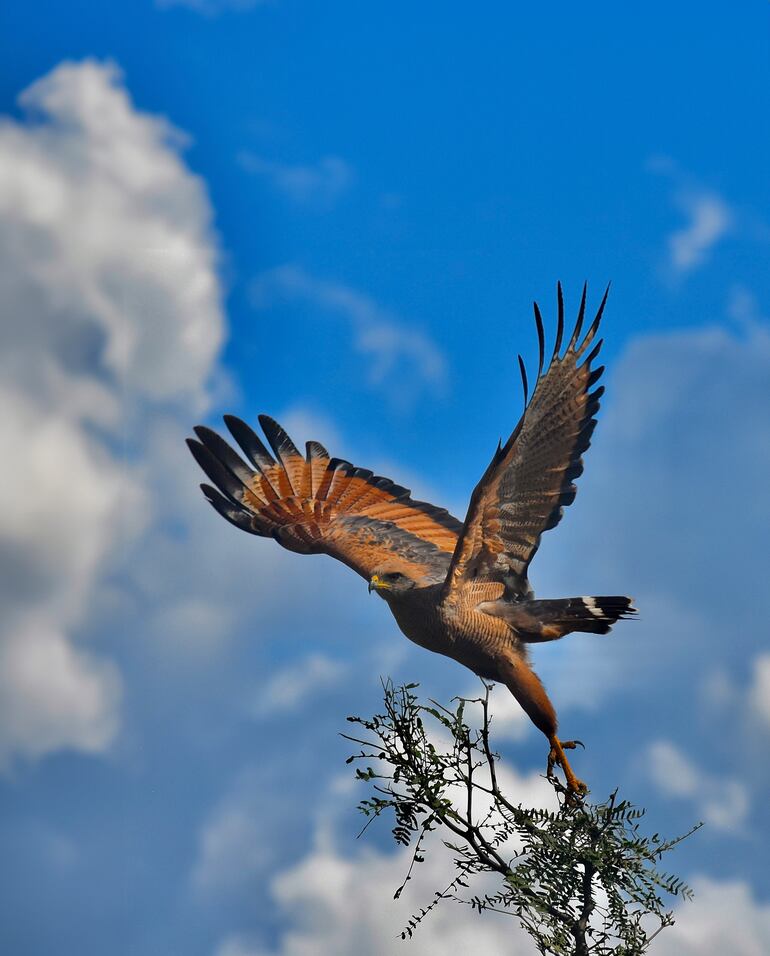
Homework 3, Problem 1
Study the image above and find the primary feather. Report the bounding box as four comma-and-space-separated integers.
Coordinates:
443, 281, 609, 603
187, 415, 462, 584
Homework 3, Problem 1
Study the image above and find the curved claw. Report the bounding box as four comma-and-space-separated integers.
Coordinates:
547, 736, 588, 798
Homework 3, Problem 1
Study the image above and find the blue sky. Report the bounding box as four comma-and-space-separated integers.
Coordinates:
1, 2, 769, 954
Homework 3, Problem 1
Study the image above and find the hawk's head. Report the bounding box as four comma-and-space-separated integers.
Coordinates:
368, 568, 418, 599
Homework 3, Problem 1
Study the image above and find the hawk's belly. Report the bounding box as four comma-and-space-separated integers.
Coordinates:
386, 594, 518, 682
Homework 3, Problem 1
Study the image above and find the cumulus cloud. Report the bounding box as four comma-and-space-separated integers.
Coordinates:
250, 265, 447, 403
192, 760, 332, 900
213, 765, 554, 956
250, 653, 348, 718
214, 838, 534, 955
237, 152, 353, 207
0, 59, 224, 765
211, 776, 770, 956
3, 60, 223, 404
193, 801, 269, 896
456, 680, 531, 742
216, 938, 264, 956
0, 620, 121, 763
214, 874, 768, 955
646, 740, 749, 833
653, 878, 770, 956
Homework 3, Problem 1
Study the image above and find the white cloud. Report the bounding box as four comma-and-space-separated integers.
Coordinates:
3, 60, 222, 405
668, 189, 732, 273
0, 59, 225, 765
216, 938, 265, 956
212, 781, 770, 956
192, 761, 317, 898
215, 865, 770, 956
650, 158, 733, 275
213, 765, 553, 956
748, 653, 770, 730
0, 619, 121, 763
250, 265, 447, 403
646, 740, 749, 833
654, 878, 770, 956
250, 653, 347, 718
218, 838, 532, 955
457, 681, 531, 742
151, 597, 239, 658
238, 152, 353, 207
193, 802, 269, 895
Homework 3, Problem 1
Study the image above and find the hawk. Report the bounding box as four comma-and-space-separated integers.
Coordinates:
188, 284, 635, 795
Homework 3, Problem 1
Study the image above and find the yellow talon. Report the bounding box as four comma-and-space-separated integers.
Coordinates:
547, 736, 588, 798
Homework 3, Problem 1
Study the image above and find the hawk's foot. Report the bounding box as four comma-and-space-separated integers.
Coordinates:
547, 736, 588, 799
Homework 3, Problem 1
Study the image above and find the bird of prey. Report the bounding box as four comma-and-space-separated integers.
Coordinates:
187, 285, 635, 795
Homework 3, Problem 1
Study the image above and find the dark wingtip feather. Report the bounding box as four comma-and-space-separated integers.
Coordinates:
187, 438, 240, 502
306, 439, 330, 461
587, 365, 604, 389
194, 425, 256, 486
258, 414, 301, 461
194, 424, 226, 449
533, 301, 545, 378
570, 282, 588, 349
200, 482, 219, 503
224, 415, 276, 471
587, 283, 611, 339
584, 337, 604, 367
186, 436, 206, 465
574, 285, 610, 360
517, 354, 529, 407
553, 282, 565, 360
200, 483, 261, 535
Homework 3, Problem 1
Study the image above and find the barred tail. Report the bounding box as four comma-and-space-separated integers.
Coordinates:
527, 596, 637, 635
478, 595, 637, 640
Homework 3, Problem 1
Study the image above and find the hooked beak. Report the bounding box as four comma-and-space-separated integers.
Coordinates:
368, 574, 388, 594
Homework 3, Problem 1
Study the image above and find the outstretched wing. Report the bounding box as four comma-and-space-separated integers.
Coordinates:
443, 283, 608, 602
188, 415, 463, 584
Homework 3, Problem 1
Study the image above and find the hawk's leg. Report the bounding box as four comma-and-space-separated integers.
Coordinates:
498, 655, 589, 797
547, 736, 587, 797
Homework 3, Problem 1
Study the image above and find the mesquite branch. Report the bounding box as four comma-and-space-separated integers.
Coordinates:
343, 680, 700, 955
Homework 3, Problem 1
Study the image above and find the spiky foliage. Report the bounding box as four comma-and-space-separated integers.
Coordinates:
344, 681, 700, 955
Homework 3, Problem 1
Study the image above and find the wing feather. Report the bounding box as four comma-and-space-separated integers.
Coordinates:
444, 283, 610, 602
258, 415, 306, 494
189, 415, 464, 584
